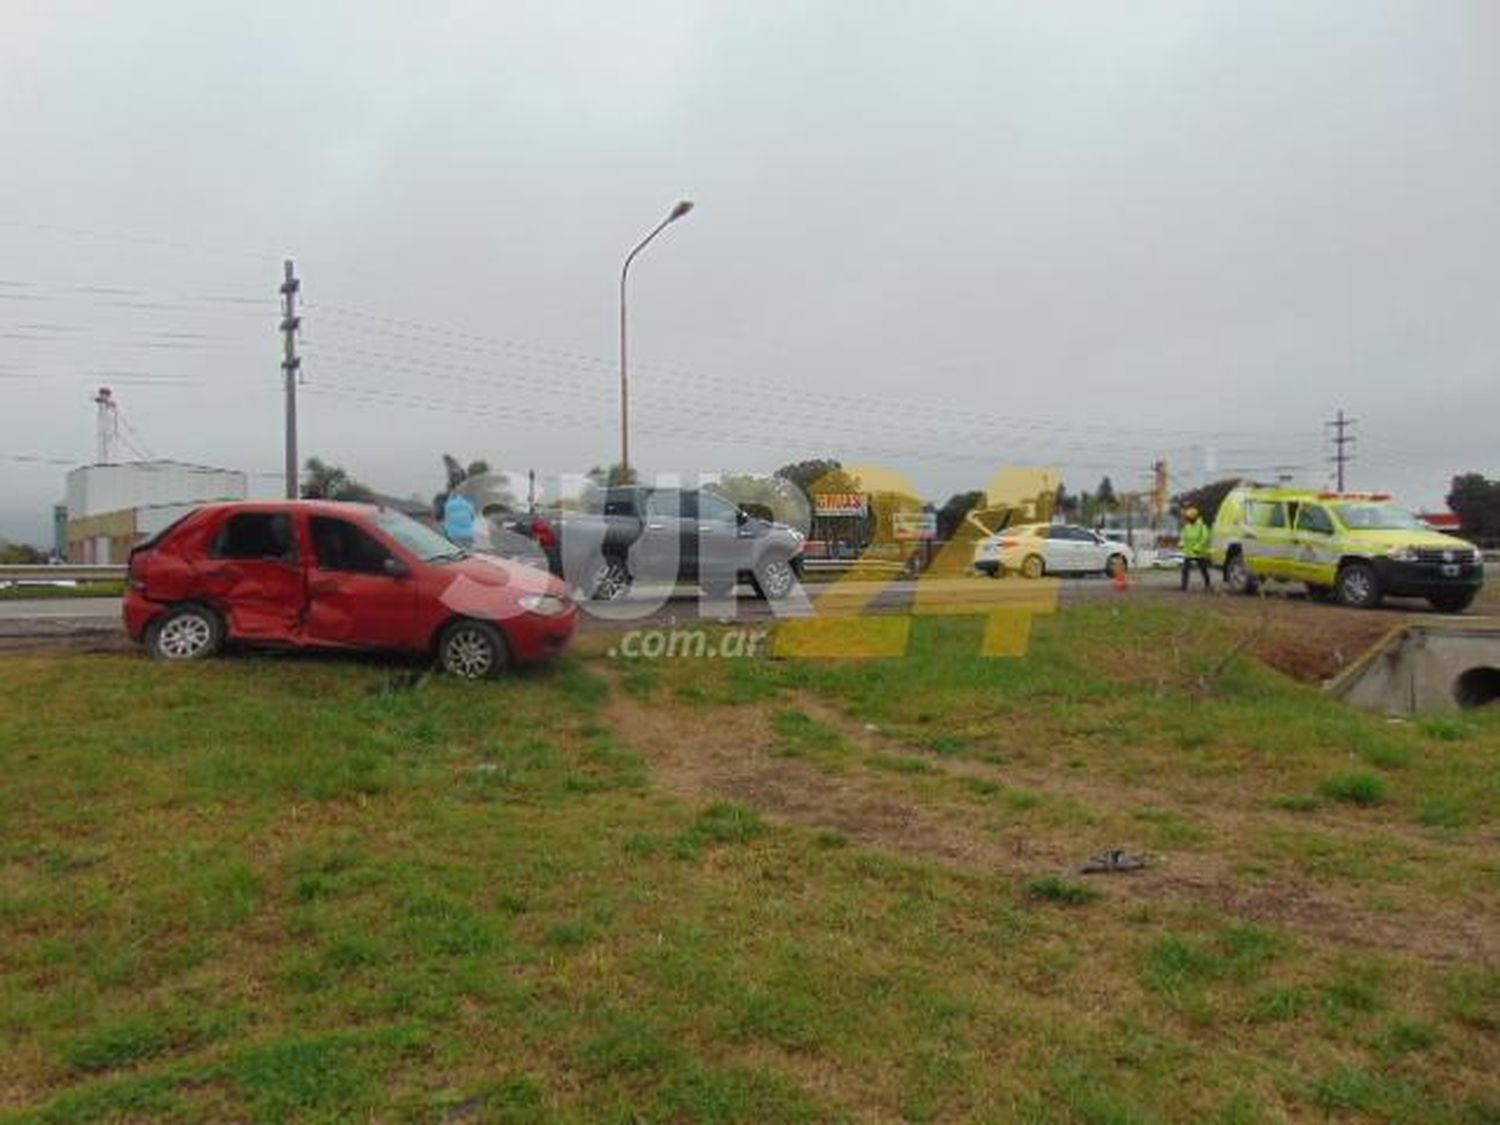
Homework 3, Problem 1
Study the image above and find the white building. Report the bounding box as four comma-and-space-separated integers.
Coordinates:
65, 461, 247, 563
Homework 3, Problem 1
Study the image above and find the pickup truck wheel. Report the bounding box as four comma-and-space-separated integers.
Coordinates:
147, 604, 223, 661
438, 620, 508, 679
752, 558, 797, 601
1335, 562, 1382, 609
1224, 551, 1257, 595
1020, 554, 1045, 580
1428, 591, 1476, 614
588, 558, 632, 601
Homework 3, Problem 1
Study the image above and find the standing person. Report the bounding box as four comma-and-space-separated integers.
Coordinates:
1180, 506, 1212, 591
443, 491, 477, 549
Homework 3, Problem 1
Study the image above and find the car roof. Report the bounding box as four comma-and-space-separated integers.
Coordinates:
192, 499, 385, 518
1232, 487, 1397, 504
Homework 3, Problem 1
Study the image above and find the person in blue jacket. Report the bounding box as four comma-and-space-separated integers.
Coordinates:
442, 491, 477, 548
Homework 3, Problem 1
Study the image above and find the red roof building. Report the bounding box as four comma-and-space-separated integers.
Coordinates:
1417, 511, 1463, 532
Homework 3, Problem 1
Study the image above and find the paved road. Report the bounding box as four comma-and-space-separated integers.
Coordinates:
0, 571, 1175, 635
1, 568, 1488, 645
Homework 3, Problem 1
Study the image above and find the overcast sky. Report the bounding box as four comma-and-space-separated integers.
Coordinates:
2, 0, 1497, 542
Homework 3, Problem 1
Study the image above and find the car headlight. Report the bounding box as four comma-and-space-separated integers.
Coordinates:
1385, 546, 1418, 563
519, 593, 570, 617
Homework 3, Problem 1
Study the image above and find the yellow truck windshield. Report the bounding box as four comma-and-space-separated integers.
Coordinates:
1334, 503, 1425, 531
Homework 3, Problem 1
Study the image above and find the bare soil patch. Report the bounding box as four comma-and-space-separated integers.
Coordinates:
604, 672, 1497, 963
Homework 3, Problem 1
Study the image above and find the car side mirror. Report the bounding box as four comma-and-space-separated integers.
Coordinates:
383, 557, 411, 579
736, 509, 749, 526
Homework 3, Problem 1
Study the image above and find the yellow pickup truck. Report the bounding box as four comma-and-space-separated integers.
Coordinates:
1210, 486, 1484, 613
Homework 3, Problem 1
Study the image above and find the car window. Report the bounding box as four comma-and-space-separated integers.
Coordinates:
376, 510, 461, 561
601, 489, 638, 516
310, 516, 395, 574
1335, 503, 1424, 531
1246, 500, 1286, 528
139, 509, 200, 552
214, 512, 297, 561
645, 490, 682, 519
1297, 505, 1334, 535
698, 492, 740, 523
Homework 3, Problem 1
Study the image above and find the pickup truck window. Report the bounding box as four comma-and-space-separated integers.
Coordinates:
1297, 505, 1334, 536
1246, 500, 1287, 528
645, 490, 683, 519
699, 493, 740, 523
1335, 503, 1424, 531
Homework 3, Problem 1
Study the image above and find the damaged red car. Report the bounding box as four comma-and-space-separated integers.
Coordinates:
124, 501, 578, 677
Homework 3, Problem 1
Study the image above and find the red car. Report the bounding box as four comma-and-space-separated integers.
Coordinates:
124, 501, 578, 677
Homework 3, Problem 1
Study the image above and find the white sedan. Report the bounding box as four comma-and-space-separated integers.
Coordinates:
974, 523, 1135, 579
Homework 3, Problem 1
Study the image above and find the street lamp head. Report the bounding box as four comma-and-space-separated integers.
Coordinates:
668, 200, 694, 221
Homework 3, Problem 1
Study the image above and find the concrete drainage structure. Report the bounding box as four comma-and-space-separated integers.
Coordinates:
1329, 621, 1500, 715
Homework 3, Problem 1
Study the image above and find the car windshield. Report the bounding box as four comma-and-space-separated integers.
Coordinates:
1334, 503, 1425, 531
376, 510, 466, 560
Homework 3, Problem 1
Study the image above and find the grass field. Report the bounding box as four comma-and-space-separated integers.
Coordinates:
0, 581, 125, 601
2, 601, 1498, 1122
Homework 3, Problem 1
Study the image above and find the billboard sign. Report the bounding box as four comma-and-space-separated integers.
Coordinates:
812, 492, 868, 518
893, 511, 937, 540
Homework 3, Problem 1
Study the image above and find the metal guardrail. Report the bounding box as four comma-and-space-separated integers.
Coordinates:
0, 564, 126, 582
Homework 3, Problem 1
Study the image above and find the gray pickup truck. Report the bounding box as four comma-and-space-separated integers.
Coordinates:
529, 487, 805, 600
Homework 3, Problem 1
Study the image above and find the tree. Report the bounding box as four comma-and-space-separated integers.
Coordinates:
435, 454, 506, 517
1054, 482, 1079, 523
1095, 476, 1117, 516
1171, 477, 1241, 524
1447, 473, 1500, 544
585, 463, 638, 488
301, 457, 372, 501
712, 473, 806, 527
1077, 489, 1095, 525
0, 541, 45, 565
936, 490, 985, 540
773, 458, 865, 544
773, 458, 856, 496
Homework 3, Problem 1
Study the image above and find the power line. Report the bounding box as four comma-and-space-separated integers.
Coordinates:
301, 379, 1138, 472
301, 338, 1324, 464
302, 301, 1274, 444
301, 349, 1174, 461
0, 218, 282, 264
0, 452, 287, 480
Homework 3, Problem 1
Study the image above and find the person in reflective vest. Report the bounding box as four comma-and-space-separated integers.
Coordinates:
1180, 506, 1212, 591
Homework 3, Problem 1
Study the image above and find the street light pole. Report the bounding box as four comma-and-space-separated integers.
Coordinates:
620, 200, 693, 480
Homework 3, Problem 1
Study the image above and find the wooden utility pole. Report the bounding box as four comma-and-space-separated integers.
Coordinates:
280, 260, 301, 499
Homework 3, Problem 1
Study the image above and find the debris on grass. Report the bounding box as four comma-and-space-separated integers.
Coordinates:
1079, 848, 1154, 875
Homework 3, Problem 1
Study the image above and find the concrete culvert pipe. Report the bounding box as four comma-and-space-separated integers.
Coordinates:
1453, 666, 1500, 710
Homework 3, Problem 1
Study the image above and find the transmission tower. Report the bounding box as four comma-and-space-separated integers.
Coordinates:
93, 386, 118, 464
